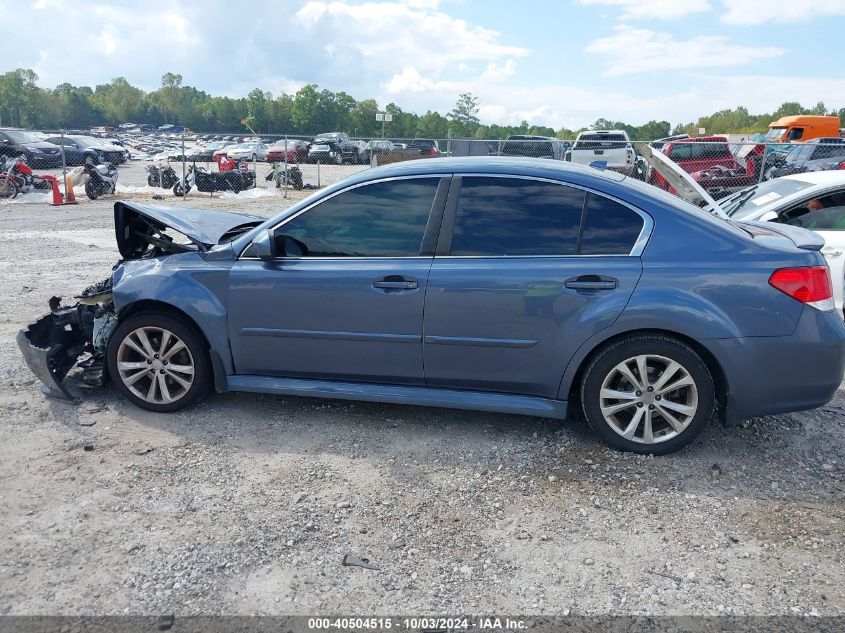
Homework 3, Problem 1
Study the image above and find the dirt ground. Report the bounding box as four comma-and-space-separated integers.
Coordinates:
0, 160, 844, 618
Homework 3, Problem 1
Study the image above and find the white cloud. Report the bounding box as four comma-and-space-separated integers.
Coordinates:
480, 59, 518, 82
294, 0, 528, 81
585, 25, 782, 76
578, 0, 711, 20
721, 0, 845, 24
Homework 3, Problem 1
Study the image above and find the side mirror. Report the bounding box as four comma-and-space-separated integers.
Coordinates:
250, 229, 274, 260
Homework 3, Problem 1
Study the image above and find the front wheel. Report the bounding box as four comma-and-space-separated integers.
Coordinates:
106, 313, 210, 412
84, 180, 99, 200
0, 178, 19, 199
581, 335, 715, 455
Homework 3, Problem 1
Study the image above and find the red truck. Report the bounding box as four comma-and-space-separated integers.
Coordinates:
649, 136, 742, 191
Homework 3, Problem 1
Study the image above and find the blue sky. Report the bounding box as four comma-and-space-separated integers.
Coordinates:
6, 0, 845, 128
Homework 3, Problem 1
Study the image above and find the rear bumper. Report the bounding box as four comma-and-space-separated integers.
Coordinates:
707, 306, 845, 422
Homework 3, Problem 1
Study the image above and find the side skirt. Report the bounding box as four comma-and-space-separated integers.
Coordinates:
226, 375, 567, 419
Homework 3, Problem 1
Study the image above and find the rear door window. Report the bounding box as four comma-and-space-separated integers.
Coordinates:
448, 178, 645, 256
450, 177, 584, 256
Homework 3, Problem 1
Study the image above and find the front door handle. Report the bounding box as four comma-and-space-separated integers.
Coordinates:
373, 276, 418, 290
564, 275, 618, 291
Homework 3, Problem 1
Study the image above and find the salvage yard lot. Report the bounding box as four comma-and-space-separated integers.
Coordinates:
1, 161, 844, 616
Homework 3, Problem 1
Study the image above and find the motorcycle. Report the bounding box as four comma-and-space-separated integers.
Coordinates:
173, 163, 256, 197
265, 162, 304, 190
0, 160, 20, 199
82, 158, 118, 200
1, 156, 53, 193
145, 163, 178, 189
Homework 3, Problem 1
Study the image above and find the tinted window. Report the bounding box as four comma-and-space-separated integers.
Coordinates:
450, 177, 584, 256
580, 194, 644, 254
275, 178, 439, 257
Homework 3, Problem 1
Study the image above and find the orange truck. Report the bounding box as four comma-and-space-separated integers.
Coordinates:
766, 115, 844, 142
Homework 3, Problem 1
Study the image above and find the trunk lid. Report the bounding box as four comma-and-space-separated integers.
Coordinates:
639, 144, 729, 218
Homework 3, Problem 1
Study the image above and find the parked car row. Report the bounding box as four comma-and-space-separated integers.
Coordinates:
0, 128, 132, 167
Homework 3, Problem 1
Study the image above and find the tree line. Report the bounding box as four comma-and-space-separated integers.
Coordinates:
2, 68, 844, 140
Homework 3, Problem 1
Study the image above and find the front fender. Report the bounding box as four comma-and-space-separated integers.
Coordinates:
112, 255, 235, 374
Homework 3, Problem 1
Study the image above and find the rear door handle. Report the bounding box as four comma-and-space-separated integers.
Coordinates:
373, 276, 418, 290
564, 275, 618, 291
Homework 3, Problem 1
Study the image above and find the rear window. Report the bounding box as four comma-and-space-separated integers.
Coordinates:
575, 134, 627, 150
668, 142, 730, 160
501, 138, 554, 158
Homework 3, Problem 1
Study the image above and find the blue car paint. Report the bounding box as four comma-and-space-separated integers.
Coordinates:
107, 157, 845, 423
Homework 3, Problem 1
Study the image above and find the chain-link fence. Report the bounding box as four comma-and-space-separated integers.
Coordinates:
5, 128, 845, 201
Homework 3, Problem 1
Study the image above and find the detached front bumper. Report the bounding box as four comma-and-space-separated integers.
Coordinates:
17, 308, 91, 401
17, 282, 117, 401
17, 314, 82, 401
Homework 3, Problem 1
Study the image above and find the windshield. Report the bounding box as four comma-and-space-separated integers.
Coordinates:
5, 130, 43, 143
727, 178, 817, 220
766, 127, 787, 141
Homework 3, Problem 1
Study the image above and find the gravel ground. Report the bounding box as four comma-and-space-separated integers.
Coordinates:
0, 160, 844, 618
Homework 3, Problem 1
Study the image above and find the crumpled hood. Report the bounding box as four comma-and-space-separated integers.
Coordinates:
114, 201, 262, 258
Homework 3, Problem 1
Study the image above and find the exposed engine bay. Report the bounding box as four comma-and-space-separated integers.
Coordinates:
17, 200, 264, 400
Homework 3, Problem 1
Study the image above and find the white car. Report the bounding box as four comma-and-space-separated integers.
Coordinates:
641, 144, 845, 317
226, 142, 268, 162
567, 129, 636, 175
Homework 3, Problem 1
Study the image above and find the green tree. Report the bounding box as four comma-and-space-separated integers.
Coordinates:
448, 92, 480, 137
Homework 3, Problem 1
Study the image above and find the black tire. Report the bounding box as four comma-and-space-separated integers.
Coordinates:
106, 312, 211, 413
580, 334, 715, 455
0, 178, 18, 199
84, 180, 99, 200
291, 172, 303, 190
173, 182, 185, 197
147, 175, 157, 187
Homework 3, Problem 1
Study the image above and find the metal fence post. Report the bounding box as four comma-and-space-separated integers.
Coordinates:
59, 129, 67, 195
758, 143, 769, 184
447, 128, 452, 157
181, 133, 186, 196
317, 159, 320, 188
283, 134, 288, 199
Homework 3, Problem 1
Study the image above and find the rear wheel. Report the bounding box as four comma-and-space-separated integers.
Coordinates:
84, 180, 99, 200
581, 335, 715, 455
107, 313, 210, 412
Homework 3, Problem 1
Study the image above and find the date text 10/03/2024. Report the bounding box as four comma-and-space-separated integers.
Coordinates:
307, 617, 528, 630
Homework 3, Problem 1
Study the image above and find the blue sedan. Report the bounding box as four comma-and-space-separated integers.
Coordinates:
17, 158, 845, 454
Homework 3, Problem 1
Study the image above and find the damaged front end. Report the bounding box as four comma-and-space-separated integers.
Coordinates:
17, 278, 118, 401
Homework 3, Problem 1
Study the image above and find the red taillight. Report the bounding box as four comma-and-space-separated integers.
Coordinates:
769, 266, 832, 306
838, 161, 845, 170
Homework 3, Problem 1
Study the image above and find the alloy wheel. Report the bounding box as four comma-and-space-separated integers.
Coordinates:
116, 326, 195, 404
598, 354, 698, 444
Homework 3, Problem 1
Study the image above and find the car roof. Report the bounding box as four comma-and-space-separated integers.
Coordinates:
779, 170, 845, 185
345, 156, 626, 184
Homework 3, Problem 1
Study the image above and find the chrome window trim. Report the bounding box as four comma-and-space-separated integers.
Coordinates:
444, 172, 654, 258
238, 171, 654, 261
238, 174, 449, 261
